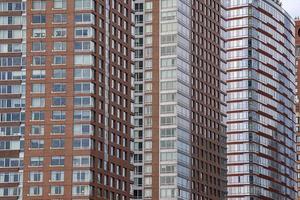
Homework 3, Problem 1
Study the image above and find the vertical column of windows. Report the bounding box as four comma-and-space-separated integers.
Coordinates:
133, 1, 145, 199
0, 1, 26, 199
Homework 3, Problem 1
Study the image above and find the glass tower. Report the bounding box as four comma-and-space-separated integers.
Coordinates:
132, 0, 227, 199
224, 0, 296, 199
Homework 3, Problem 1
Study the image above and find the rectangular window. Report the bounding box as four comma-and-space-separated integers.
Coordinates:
32, 15, 46, 24
73, 110, 94, 121
52, 69, 66, 79
74, 27, 94, 38
51, 125, 65, 135
30, 157, 44, 167
73, 156, 92, 167
52, 97, 66, 107
31, 111, 45, 121
32, 42, 46, 52
72, 170, 92, 182
72, 185, 91, 196
29, 186, 43, 196
32, 56, 46, 65
75, 13, 95, 24
53, 42, 66, 51
31, 84, 45, 93
53, 0, 66, 9
51, 156, 65, 166
75, 0, 94, 10
51, 171, 64, 182
50, 186, 64, 195
73, 138, 92, 150
31, 97, 45, 107
52, 83, 66, 93
74, 41, 94, 52
32, 0, 46, 10
74, 96, 94, 107
51, 139, 64, 149
31, 125, 44, 135
74, 55, 94, 65
29, 171, 43, 182
53, 14, 67, 23
74, 68, 94, 80
53, 55, 66, 65
73, 124, 94, 135
74, 82, 94, 93
53, 28, 67, 37
52, 111, 66, 121
30, 140, 44, 149
32, 28, 46, 38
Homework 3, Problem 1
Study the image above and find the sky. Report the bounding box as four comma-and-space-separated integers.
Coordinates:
282, 0, 300, 18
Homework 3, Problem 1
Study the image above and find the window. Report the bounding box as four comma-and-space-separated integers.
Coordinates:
145, 2, 152, 10
75, 0, 94, 10
52, 69, 66, 79
32, 70, 45, 79
32, 56, 46, 65
32, 15, 46, 24
161, 0, 177, 9
135, 3, 143, 12
30, 140, 44, 149
74, 41, 94, 52
72, 185, 91, 196
52, 97, 66, 107
52, 83, 66, 93
32, 0, 46, 10
135, 15, 143, 24
29, 171, 43, 182
73, 156, 92, 167
74, 83, 94, 93
32, 28, 46, 38
53, 0, 66, 9
73, 124, 94, 135
74, 55, 94, 65
53, 28, 67, 37
29, 186, 43, 196
75, 27, 94, 38
75, 13, 95, 24
31, 98, 45, 107
51, 171, 64, 182
30, 157, 44, 167
53, 14, 67, 23
73, 110, 94, 121
31, 111, 45, 121
135, 26, 143, 35
0, 2, 23, 11
53, 56, 66, 65
74, 96, 94, 107
32, 42, 46, 52
31, 84, 45, 93
0, 16, 23, 25
50, 186, 64, 195
53, 42, 66, 51
52, 111, 66, 120
51, 139, 64, 149
74, 68, 94, 80
73, 138, 92, 149
51, 125, 65, 135
73, 170, 92, 182
51, 156, 64, 166
31, 125, 44, 135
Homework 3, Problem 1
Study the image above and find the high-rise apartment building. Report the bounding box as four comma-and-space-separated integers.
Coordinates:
224, 0, 296, 199
132, 0, 227, 199
0, 0, 134, 199
295, 19, 300, 199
